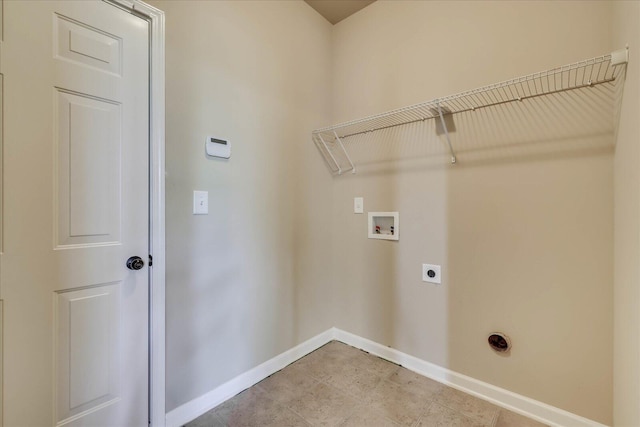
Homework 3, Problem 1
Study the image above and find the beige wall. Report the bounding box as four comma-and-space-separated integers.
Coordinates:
150, 1, 635, 424
330, 1, 614, 424
147, 0, 333, 412
612, 2, 640, 426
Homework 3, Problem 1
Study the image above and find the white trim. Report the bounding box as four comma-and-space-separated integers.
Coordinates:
332, 328, 608, 427
107, 1, 166, 425
0, 300, 3, 427
138, 2, 166, 426
166, 327, 608, 427
165, 329, 335, 427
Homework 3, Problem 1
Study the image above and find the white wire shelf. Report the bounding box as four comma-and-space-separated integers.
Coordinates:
312, 49, 628, 175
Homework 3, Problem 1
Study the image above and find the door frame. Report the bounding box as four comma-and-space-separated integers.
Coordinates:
105, 1, 166, 425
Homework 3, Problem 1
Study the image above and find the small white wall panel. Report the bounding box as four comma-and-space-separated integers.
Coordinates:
56, 284, 120, 422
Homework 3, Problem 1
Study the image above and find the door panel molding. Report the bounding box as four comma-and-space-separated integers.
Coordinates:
56, 283, 121, 422
55, 14, 122, 76
54, 89, 121, 248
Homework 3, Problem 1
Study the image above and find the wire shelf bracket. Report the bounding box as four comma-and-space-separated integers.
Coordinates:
436, 101, 456, 164
312, 48, 629, 175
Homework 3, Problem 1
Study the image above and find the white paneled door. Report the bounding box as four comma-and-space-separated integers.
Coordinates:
1, 1, 150, 426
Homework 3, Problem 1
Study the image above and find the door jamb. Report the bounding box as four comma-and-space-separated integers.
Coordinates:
105, 1, 165, 425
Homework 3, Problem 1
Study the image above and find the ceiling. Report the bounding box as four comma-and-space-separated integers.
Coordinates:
304, 0, 376, 25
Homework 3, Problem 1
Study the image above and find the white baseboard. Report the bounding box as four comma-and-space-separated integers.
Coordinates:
165, 329, 334, 427
332, 328, 608, 427
166, 327, 607, 427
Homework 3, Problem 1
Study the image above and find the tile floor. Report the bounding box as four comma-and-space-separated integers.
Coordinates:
186, 341, 548, 427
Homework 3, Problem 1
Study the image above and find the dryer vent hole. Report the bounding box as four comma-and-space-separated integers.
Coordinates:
488, 333, 511, 353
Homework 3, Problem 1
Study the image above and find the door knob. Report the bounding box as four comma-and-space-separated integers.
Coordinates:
126, 256, 145, 270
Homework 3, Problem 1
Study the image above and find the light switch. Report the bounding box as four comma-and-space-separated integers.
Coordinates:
193, 190, 208, 215
354, 197, 364, 214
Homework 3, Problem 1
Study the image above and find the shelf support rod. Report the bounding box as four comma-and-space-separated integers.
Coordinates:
317, 133, 342, 175
436, 101, 457, 164
333, 131, 356, 174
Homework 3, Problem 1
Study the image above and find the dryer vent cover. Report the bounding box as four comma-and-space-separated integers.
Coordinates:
488, 332, 511, 353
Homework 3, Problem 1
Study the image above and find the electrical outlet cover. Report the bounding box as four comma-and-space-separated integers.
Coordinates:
422, 264, 441, 284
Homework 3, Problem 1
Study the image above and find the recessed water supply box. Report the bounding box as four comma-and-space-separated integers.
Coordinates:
368, 212, 399, 241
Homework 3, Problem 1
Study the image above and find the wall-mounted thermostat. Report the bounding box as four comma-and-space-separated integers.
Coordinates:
205, 136, 231, 159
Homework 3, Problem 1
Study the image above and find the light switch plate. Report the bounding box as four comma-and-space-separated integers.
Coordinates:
354, 197, 364, 214
193, 190, 208, 215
